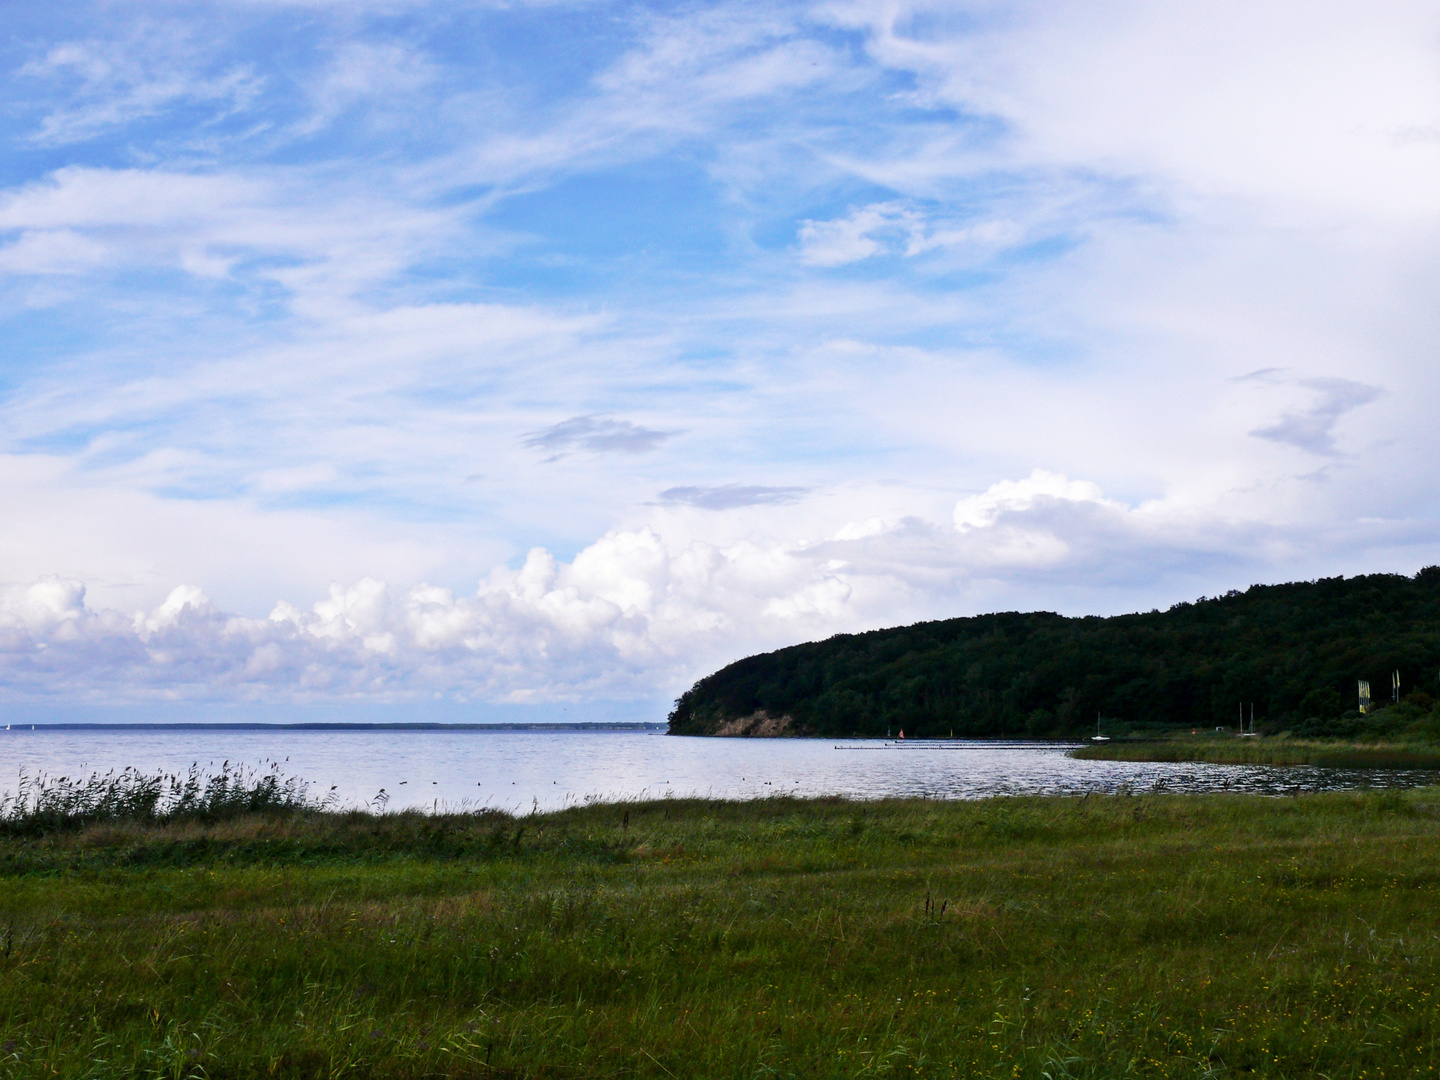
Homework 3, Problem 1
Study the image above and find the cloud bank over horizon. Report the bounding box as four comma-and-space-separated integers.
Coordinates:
2, 0, 1438, 712
4, 467, 1432, 707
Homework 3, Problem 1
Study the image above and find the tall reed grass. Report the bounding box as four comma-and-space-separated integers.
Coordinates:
0, 763, 326, 836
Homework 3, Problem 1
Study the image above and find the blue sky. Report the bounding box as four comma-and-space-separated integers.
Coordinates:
2, 0, 1439, 717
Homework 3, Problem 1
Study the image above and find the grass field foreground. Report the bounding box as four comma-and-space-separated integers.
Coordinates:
3, 791, 1440, 1078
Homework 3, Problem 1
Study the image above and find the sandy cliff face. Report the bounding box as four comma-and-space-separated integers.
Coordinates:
709, 711, 800, 737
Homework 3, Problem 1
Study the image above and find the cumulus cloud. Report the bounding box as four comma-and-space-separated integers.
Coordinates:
953, 470, 1117, 531
655, 484, 808, 509
0, 468, 1323, 705
949, 470, 1125, 567
0, 530, 858, 702
522, 416, 675, 461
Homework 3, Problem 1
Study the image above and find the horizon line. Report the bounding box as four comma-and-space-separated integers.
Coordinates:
1, 722, 669, 732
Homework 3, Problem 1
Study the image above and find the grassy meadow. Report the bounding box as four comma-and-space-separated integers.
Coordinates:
3, 786, 1440, 1079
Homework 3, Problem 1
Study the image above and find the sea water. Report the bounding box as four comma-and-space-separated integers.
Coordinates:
1, 727, 1433, 814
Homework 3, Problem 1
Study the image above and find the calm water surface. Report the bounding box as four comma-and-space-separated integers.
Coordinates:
2, 728, 1434, 813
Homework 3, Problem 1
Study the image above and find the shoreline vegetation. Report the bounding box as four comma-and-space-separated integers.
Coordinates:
3, 776, 1439, 1078
1070, 735, 1440, 769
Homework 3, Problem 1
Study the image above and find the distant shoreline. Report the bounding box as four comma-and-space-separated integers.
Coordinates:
1070, 737, 1440, 769
0, 722, 667, 732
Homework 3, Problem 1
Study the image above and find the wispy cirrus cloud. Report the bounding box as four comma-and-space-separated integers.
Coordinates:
0, 164, 464, 312
291, 39, 439, 137
18, 24, 264, 146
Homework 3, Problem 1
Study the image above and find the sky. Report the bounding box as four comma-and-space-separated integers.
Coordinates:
1, 0, 1439, 720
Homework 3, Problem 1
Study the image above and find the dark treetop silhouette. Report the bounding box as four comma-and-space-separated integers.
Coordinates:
668, 569, 1440, 739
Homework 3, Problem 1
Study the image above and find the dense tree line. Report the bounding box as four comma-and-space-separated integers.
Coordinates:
667, 569, 1440, 739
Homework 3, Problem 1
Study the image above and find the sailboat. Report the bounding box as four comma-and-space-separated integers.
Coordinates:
1091, 712, 1110, 742
1238, 702, 1258, 737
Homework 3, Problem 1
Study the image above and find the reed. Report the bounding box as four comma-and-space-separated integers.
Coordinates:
0, 763, 326, 836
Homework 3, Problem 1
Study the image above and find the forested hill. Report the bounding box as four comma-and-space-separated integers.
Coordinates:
667, 569, 1440, 739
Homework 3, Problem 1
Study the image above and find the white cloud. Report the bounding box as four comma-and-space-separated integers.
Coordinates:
19, 27, 263, 146
825, 0, 1440, 219
8, 460, 1431, 704
0, 165, 466, 324
948, 470, 1179, 575
0, 229, 109, 275
447, 4, 848, 191
3, 0, 1440, 710
798, 203, 898, 266
0, 527, 872, 702
953, 470, 1116, 532
798, 201, 1023, 266
292, 40, 439, 137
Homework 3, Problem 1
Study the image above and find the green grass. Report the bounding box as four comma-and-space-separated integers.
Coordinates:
3, 792, 1440, 1078
1071, 737, 1440, 768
